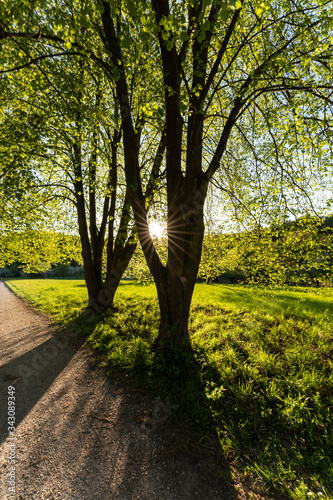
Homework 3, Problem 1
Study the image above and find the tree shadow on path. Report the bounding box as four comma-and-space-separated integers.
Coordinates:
0, 315, 88, 445
0, 284, 251, 499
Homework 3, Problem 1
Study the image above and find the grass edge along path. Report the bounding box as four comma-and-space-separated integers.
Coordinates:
5, 279, 333, 500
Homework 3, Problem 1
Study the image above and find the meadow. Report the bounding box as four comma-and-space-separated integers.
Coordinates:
5, 278, 333, 499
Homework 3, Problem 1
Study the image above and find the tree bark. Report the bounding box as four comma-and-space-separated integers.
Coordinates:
154, 179, 207, 348
154, 267, 194, 349
87, 241, 136, 314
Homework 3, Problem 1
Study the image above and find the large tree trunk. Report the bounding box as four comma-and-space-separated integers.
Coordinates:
153, 184, 207, 348
154, 267, 195, 349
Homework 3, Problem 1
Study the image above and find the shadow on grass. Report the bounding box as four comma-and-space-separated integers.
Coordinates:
188, 301, 333, 499
266, 293, 333, 317
209, 285, 333, 318
2, 281, 332, 498
0, 287, 242, 499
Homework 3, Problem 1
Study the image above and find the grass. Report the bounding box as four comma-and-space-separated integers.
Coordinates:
5, 278, 333, 499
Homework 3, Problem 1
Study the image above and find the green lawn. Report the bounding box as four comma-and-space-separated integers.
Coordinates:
6, 278, 333, 320
5, 278, 333, 499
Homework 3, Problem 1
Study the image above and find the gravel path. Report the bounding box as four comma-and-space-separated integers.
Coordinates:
0, 282, 262, 500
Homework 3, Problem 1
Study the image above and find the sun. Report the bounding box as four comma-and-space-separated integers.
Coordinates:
149, 220, 166, 239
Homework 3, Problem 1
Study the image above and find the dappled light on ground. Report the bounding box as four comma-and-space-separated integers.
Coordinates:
3, 279, 333, 499
0, 282, 248, 499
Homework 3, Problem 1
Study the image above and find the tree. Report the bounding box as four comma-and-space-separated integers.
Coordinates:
198, 233, 231, 284
0, 231, 83, 274
97, 0, 333, 347
0, 68, 56, 236
1, 0, 332, 348
0, 48, 166, 311
219, 217, 333, 285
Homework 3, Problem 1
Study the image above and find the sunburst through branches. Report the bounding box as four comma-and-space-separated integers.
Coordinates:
148, 219, 166, 239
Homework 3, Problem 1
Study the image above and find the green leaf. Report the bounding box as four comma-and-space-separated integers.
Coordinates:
180, 31, 189, 42
202, 20, 211, 31
123, 35, 131, 49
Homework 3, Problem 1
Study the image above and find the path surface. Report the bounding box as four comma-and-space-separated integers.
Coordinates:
0, 282, 260, 500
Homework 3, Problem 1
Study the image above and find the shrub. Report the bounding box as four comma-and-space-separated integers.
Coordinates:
52, 263, 70, 278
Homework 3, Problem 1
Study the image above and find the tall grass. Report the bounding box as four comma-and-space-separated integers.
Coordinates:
5, 279, 333, 499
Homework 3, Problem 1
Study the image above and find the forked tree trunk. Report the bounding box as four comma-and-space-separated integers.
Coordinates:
85, 240, 136, 314
99, 1, 240, 352
72, 111, 137, 315
100, 2, 209, 348
75, 177, 136, 314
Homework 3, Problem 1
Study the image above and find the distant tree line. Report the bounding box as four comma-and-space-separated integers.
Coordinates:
0, 231, 83, 277
126, 216, 333, 286
198, 216, 333, 286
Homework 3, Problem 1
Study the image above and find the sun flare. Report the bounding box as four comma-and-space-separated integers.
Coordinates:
149, 220, 166, 239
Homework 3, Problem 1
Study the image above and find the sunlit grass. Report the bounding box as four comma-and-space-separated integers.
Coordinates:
6, 278, 89, 323
190, 301, 333, 498
7, 278, 332, 320
5, 278, 333, 499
